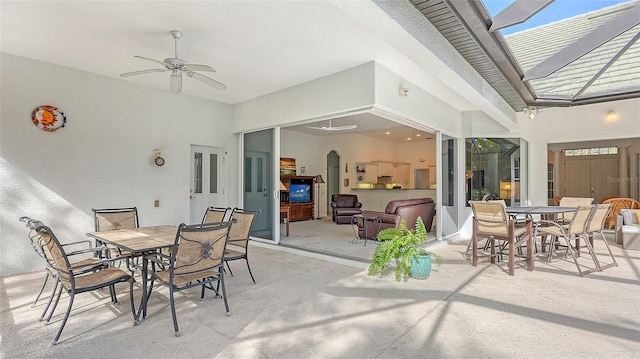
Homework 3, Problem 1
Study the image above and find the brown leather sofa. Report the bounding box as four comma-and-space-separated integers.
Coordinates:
356, 198, 435, 239
330, 194, 363, 224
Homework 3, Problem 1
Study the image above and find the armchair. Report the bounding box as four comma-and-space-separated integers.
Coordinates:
331, 194, 363, 224
356, 198, 435, 239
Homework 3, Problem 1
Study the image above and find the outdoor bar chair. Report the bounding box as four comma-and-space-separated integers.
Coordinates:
534, 205, 600, 276
33, 223, 134, 345
225, 208, 261, 284
145, 221, 233, 336
469, 201, 534, 276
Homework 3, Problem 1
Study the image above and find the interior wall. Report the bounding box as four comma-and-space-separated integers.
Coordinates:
0, 53, 236, 276
397, 138, 437, 188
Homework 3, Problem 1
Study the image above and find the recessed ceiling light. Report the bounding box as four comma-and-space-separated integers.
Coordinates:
416, 134, 421, 137
407, 137, 411, 140
385, 131, 390, 135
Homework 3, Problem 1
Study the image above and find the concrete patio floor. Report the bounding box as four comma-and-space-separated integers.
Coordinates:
1, 235, 639, 358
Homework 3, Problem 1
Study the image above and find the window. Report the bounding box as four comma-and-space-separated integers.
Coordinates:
466, 138, 522, 205
564, 147, 617, 157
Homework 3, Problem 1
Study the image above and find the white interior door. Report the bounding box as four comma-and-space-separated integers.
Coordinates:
190, 145, 223, 224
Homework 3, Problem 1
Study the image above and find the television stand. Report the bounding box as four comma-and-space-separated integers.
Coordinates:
280, 175, 315, 221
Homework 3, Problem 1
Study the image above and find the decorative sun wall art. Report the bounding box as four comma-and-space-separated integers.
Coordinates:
32, 105, 66, 132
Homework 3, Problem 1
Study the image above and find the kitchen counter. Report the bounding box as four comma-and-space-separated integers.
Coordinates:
351, 189, 436, 212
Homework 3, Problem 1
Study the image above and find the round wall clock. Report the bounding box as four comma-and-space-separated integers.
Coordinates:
32, 105, 66, 132
154, 156, 166, 167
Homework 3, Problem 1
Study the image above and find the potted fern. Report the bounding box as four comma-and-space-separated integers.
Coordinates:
368, 217, 442, 281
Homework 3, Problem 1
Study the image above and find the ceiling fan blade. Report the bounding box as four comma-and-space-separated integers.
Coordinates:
184, 64, 216, 72
306, 125, 358, 131
134, 55, 169, 66
170, 71, 182, 94
120, 68, 168, 77
186, 71, 226, 90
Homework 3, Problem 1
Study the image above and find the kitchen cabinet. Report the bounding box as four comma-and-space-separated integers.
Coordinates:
355, 163, 378, 183
395, 163, 410, 188
374, 161, 395, 177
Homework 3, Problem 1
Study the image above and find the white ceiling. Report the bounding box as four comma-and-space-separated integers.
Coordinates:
0, 1, 471, 142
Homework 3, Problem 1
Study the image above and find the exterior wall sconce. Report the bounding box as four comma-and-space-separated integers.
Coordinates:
523, 106, 540, 120
399, 87, 409, 97
153, 149, 165, 167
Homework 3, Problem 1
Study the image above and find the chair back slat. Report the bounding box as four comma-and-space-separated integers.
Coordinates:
587, 204, 611, 233
228, 208, 260, 247
469, 201, 509, 237
559, 197, 594, 207
171, 222, 232, 277
202, 207, 232, 224
37, 226, 72, 282
568, 205, 595, 235
93, 207, 139, 231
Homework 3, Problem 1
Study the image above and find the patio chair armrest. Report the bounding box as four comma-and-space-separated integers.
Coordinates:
534, 220, 567, 235
68, 257, 115, 271
146, 252, 171, 267
66, 245, 109, 257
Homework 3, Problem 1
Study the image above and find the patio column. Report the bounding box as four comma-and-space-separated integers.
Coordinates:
553, 150, 561, 198
619, 146, 628, 197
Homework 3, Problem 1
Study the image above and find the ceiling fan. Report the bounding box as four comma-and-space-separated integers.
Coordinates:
120, 30, 226, 94
306, 119, 357, 131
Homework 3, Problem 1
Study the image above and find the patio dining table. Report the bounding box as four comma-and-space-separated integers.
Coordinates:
86, 225, 177, 324
505, 206, 577, 256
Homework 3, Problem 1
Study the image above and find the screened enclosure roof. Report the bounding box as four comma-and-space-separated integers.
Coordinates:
412, 0, 640, 110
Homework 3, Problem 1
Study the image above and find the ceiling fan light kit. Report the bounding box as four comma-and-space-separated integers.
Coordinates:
120, 30, 226, 94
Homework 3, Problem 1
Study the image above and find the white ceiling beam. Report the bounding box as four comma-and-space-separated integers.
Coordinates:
488, 0, 553, 32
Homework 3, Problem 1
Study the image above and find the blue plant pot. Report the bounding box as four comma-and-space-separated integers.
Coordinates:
409, 255, 432, 279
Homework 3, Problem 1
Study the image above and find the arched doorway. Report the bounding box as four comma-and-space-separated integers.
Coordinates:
326, 150, 340, 216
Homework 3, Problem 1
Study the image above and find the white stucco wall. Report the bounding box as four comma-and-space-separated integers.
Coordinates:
0, 53, 237, 275
233, 62, 376, 132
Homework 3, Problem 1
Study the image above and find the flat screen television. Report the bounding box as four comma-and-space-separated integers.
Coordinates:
289, 183, 311, 203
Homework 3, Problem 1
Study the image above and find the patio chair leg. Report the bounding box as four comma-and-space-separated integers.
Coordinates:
245, 259, 256, 284
219, 273, 231, 317
52, 291, 75, 345
561, 236, 583, 277
33, 272, 50, 307
225, 261, 234, 276
39, 278, 59, 321
128, 278, 136, 323
170, 288, 180, 337
109, 284, 118, 304
597, 231, 618, 270
45, 283, 64, 323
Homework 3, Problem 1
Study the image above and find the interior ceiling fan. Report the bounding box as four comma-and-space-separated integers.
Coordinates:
306, 118, 357, 131
120, 30, 226, 94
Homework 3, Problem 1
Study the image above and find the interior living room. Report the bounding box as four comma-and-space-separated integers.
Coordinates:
276, 114, 438, 260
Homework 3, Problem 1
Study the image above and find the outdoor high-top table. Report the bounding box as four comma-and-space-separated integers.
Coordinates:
86, 225, 177, 324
